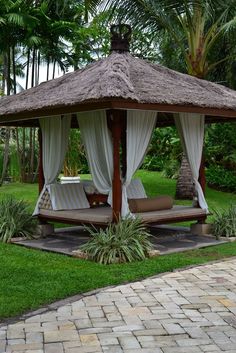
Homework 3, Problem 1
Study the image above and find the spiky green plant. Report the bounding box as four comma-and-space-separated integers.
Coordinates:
0, 197, 37, 243
212, 204, 236, 238
81, 217, 153, 264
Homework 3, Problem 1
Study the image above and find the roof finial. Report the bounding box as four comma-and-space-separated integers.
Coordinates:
110, 24, 132, 53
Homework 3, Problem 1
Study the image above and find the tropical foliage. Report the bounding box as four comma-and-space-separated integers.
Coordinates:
212, 204, 236, 238
0, 196, 37, 242
81, 217, 153, 264
0, 0, 236, 193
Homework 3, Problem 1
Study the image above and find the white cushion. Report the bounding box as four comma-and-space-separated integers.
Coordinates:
47, 183, 90, 210
81, 180, 98, 194
127, 179, 147, 199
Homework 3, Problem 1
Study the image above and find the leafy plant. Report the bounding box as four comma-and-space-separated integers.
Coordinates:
206, 165, 236, 192
212, 205, 236, 238
142, 155, 166, 171
81, 217, 153, 264
162, 160, 180, 179
0, 197, 37, 243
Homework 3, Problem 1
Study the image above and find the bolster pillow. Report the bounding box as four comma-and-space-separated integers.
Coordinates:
128, 195, 173, 213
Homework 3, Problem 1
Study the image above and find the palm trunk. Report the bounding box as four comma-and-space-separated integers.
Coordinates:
12, 46, 16, 94
52, 60, 56, 79
16, 128, 23, 182
30, 128, 36, 182
25, 49, 30, 89
37, 51, 40, 85
21, 128, 26, 182
6, 46, 11, 95
2, 54, 7, 93
0, 48, 12, 186
31, 47, 36, 88
46, 59, 50, 81
175, 154, 194, 200
0, 128, 10, 186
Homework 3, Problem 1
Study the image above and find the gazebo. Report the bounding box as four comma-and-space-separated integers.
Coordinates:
1, 24, 236, 230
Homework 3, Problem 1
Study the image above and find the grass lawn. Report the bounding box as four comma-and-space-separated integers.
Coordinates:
1, 242, 236, 319
0, 171, 236, 319
1, 170, 236, 216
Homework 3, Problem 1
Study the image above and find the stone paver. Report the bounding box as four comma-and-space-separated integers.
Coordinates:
1, 258, 236, 352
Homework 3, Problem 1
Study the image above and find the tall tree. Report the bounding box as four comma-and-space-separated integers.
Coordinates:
90, 0, 236, 198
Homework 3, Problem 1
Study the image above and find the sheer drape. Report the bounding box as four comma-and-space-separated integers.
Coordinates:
33, 114, 71, 215
77, 111, 113, 204
175, 113, 208, 211
122, 110, 157, 216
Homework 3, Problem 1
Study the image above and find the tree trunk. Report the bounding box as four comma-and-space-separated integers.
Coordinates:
0, 49, 11, 186
31, 47, 36, 88
21, 128, 26, 182
12, 46, 16, 94
25, 49, 30, 89
46, 59, 50, 81
16, 128, 22, 182
175, 154, 194, 200
0, 128, 10, 186
52, 60, 56, 79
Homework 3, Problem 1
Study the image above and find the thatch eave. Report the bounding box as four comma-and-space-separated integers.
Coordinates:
1, 99, 236, 127
1, 52, 236, 127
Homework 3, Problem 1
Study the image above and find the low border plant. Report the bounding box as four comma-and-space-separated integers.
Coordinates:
0, 197, 37, 243
81, 217, 153, 264
212, 204, 236, 238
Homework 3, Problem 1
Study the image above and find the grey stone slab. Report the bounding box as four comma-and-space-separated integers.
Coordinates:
13, 226, 226, 256
2, 258, 236, 353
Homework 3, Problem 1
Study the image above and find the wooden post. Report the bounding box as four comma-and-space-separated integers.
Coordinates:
110, 110, 122, 222
121, 112, 127, 178
38, 128, 44, 194
198, 153, 206, 195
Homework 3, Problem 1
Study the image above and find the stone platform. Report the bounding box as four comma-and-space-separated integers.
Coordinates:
13, 225, 226, 256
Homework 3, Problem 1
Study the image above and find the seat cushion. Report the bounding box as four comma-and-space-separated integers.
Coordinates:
48, 183, 90, 210
129, 195, 173, 213
127, 179, 147, 199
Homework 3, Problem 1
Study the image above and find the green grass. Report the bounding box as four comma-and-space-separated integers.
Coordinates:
135, 170, 236, 224
1, 171, 236, 319
1, 171, 236, 216
0, 182, 38, 211
1, 241, 236, 319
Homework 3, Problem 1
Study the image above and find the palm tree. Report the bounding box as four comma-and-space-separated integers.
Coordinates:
89, 0, 236, 198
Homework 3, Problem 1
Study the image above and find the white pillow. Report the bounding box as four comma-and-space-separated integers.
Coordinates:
81, 180, 98, 194
47, 183, 90, 210
127, 179, 147, 199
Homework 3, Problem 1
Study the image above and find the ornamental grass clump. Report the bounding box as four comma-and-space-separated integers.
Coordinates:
212, 204, 236, 239
0, 197, 37, 243
81, 217, 153, 264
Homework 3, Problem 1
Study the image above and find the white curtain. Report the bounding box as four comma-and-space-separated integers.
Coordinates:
174, 113, 208, 211
33, 114, 71, 215
77, 111, 113, 204
122, 110, 157, 217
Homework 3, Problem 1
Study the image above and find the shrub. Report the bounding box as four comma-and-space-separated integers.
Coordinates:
142, 155, 165, 171
0, 197, 37, 243
206, 165, 236, 192
212, 205, 236, 238
81, 217, 153, 264
162, 160, 180, 179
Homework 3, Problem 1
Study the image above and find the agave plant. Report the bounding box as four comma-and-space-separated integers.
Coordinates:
0, 197, 37, 243
81, 217, 153, 264
212, 204, 236, 238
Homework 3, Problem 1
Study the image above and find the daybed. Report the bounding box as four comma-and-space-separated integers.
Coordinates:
38, 205, 207, 226
37, 180, 207, 226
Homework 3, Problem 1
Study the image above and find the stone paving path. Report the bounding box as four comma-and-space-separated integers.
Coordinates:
1, 258, 236, 353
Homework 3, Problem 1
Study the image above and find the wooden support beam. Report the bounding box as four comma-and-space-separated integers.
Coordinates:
121, 112, 127, 178
38, 128, 44, 194
110, 110, 123, 222
198, 153, 206, 195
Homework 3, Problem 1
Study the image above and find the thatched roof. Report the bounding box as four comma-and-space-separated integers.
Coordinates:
1, 52, 236, 126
